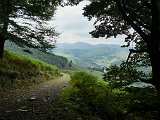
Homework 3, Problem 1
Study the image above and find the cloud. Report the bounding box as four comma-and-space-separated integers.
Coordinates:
50, 1, 126, 45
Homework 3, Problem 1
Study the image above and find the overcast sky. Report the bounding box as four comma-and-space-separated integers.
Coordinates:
50, 1, 126, 45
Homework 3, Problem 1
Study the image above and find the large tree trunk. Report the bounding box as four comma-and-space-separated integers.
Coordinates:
0, 18, 9, 59
148, 38, 160, 119
0, 0, 10, 59
150, 0, 160, 98
147, 2, 160, 118
0, 34, 6, 59
148, 6, 160, 117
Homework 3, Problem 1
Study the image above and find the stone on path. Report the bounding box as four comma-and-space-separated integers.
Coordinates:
17, 106, 29, 112
28, 96, 37, 101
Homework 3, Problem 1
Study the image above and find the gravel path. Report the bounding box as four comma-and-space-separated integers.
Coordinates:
0, 73, 71, 120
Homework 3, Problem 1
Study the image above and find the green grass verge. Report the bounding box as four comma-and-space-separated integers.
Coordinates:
50, 71, 158, 120
0, 49, 60, 90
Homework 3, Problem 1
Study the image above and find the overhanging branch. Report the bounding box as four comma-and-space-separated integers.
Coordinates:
115, 0, 148, 41
121, 0, 151, 31
124, 49, 147, 67
129, 49, 148, 53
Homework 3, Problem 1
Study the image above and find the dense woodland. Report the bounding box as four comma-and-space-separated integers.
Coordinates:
0, 0, 160, 120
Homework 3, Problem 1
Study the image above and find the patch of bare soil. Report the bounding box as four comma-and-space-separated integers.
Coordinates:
0, 73, 70, 120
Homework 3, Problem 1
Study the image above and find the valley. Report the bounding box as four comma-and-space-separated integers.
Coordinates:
53, 42, 129, 69
5, 41, 130, 71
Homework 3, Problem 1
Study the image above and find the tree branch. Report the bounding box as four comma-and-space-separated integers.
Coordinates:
129, 49, 147, 53
122, 49, 147, 68
115, 0, 149, 42
121, 0, 151, 31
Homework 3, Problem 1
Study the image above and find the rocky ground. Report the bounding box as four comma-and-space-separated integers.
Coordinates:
0, 73, 70, 120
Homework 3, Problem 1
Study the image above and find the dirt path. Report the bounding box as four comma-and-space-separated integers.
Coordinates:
0, 73, 71, 120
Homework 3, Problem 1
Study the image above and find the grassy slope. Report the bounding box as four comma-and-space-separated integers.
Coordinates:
0, 49, 61, 90
5, 41, 71, 69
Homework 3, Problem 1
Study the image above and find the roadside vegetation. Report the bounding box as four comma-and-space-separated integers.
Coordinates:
0, 49, 60, 90
51, 71, 158, 120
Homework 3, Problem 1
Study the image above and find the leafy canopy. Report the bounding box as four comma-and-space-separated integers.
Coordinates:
83, 0, 151, 46
65, 0, 151, 42
0, 0, 59, 52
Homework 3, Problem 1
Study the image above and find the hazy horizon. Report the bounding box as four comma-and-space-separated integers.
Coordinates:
55, 41, 127, 46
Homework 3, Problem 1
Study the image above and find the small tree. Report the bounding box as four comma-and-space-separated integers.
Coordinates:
0, 0, 59, 59
102, 64, 146, 88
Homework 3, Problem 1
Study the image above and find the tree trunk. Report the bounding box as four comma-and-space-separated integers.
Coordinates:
0, 34, 6, 59
147, 34, 160, 119
149, 1, 160, 117
148, 22, 160, 119
0, 0, 10, 59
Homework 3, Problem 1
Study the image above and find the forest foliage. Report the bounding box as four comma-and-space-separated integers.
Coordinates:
0, 0, 60, 58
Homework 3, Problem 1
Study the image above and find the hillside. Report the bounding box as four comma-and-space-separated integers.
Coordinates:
0, 49, 60, 90
53, 42, 129, 69
4, 41, 72, 69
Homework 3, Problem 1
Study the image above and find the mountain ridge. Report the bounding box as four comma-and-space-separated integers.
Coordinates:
54, 42, 129, 50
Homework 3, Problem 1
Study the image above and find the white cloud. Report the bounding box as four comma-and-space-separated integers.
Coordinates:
50, 1, 126, 45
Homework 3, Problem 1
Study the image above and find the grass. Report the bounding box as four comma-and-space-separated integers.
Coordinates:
50, 71, 118, 120
50, 71, 158, 120
0, 49, 61, 90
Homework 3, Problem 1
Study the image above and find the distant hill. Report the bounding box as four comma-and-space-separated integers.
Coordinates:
55, 42, 94, 50
53, 42, 129, 69
4, 41, 73, 69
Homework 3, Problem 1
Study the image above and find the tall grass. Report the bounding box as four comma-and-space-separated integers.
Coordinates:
0, 49, 60, 90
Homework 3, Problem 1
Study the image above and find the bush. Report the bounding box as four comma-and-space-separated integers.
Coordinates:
55, 71, 123, 120
53, 69, 158, 120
